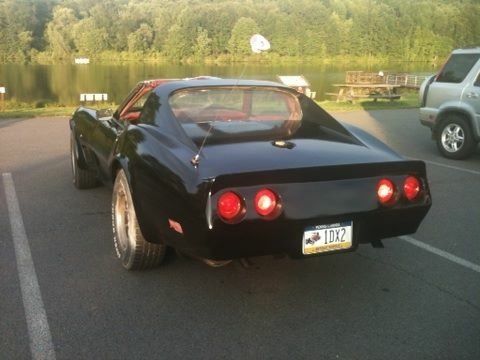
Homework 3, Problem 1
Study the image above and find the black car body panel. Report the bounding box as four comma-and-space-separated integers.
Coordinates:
70, 78, 431, 260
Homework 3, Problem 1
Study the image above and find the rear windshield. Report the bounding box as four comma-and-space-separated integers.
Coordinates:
169, 87, 302, 143
436, 53, 480, 83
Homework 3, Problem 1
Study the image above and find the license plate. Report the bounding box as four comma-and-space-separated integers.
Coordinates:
302, 221, 353, 255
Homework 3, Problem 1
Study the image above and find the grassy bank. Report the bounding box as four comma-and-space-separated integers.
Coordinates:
0, 91, 419, 120
0, 100, 117, 119
0, 106, 78, 119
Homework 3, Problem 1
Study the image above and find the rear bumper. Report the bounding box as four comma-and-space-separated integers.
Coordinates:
419, 107, 439, 129
174, 204, 431, 261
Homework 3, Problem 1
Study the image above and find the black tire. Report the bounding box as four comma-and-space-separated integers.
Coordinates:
436, 115, 477, 160
70, 133, 97, 189
112, 169, 166, 270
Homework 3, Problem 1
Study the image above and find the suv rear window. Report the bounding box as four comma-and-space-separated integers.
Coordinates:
436, 53, 480, 83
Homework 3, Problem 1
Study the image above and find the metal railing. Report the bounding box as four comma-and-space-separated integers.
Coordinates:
385, 74, 429, 89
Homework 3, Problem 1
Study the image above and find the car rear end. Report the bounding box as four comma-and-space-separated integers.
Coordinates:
193, 160, 431, 261
149, 81, 431, 260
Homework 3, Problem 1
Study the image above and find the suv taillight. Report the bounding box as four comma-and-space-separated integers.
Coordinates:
420, 75, 436, 108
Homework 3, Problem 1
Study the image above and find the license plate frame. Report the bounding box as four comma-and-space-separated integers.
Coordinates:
302, 221, 353, 255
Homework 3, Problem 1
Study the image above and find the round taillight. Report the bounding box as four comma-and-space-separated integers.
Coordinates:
254, 188, 278, 217
217, 191, 244, 221
403, 176, 421, 201
377, 178, 396, 205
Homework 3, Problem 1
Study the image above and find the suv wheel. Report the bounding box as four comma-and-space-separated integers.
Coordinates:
436, 115, 476, 159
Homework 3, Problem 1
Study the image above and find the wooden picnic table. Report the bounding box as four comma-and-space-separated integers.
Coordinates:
326, 83, 401, 103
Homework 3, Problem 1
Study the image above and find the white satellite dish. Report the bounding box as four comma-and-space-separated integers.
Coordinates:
250, 34, 270, 53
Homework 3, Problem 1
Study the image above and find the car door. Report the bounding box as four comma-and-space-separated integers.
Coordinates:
91, 89, 154, 182
91, 116, 124, 182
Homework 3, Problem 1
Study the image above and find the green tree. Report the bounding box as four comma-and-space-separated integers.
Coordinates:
267, 14, 298, 56
45, 6, 77, 59
228, 17, 259, 56
127, 24, 154, 52
73, 18, 109, 55
324, 12, 352, 56
1, 0, 480, 63
0, 0, 38, 61
192, 27, 212, 60
163, 24, 191, 60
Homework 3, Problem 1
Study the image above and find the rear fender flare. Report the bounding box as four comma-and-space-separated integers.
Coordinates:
110, 155, 130, 184
435, 104, 479, 141
109, 145, 158, 243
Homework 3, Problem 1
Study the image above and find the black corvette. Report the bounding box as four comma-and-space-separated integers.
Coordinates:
69, 78, 431, 270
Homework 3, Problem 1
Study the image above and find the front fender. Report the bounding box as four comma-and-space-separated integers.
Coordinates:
70, 121, 92, 170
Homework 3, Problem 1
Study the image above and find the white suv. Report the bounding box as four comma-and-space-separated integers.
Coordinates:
419, 48, 480, 159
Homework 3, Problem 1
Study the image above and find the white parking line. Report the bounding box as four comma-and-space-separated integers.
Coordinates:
413, 158, 480, 176
2, 173, 56, 360
400, 235, 480, 274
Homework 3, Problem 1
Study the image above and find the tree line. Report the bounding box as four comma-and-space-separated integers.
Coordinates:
0, 0, 479, 63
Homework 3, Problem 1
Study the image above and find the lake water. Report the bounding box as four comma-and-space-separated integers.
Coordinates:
0, 62, 438, 105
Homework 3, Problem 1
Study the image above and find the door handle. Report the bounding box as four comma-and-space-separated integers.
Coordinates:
466, 92, 479, 99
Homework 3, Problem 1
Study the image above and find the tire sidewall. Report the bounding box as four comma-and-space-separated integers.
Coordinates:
70, 133, 79, 185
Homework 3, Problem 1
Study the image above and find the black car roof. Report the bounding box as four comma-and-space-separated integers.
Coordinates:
153, 78, 296, 95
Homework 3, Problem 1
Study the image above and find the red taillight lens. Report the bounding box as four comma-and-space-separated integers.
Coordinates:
217, 191, 243, 221
403, 176, 421, 201
377, 178, 396, 205
254, 189, 277, 216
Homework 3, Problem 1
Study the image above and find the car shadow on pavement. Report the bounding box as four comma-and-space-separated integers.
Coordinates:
0, 117, 30, 129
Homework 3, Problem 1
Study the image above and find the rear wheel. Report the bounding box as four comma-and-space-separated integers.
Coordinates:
436, 115, 477, 159
70, 133, 97, 189
112, 169, 166, 270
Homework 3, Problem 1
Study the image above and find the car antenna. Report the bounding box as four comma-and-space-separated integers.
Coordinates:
190, 34, 270, 168
191, 124, 214, 166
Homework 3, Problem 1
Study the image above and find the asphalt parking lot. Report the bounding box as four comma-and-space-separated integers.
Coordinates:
1, 109, 479, 359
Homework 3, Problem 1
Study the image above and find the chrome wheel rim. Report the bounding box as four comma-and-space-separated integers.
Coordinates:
114, 182, 132, 253
441, 123, 464, 153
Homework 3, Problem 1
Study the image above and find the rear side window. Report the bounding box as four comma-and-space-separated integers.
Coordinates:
139, 93, 160, 124
436, 53, 480, 83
